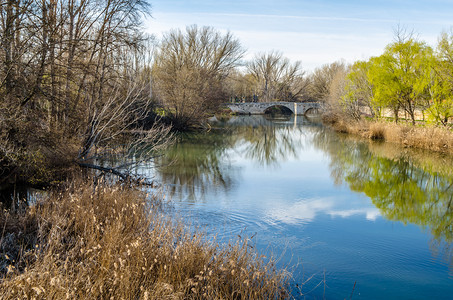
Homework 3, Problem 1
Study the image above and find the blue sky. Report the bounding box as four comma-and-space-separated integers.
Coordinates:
145, 0, 453, 71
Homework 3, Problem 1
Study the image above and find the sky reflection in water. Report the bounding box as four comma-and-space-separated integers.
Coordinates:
151, 115, 453, 299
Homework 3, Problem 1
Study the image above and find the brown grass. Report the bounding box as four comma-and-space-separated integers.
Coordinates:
368, 122, 386, 140
324, 113, 453, 154
0, 181, 287, 299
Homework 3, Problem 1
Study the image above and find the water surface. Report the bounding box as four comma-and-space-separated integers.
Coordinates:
151, 115, 453, 299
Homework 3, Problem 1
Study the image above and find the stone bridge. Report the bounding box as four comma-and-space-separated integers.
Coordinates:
226, 102, 320, 115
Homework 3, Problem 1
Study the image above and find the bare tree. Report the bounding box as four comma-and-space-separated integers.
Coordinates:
308, 61, 346, 103
247, 51, 306, 102
152, 25, 245, 130
223, 70, 256, 102
0, 0, 173, 185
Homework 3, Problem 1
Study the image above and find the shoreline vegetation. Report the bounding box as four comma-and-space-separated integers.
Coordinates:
306, 28, 453, 156
0, 180, 287, 299
322, 112, 453, 155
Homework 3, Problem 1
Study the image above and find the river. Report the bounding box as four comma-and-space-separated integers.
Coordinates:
148, 115, 453, 299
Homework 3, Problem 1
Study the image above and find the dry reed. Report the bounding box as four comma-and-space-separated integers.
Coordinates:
324, 113, 453, 154
0, 181, 287, 299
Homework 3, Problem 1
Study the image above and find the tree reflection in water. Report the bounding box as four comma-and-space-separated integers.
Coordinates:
156, 115, 453, 267
231, 115, 303, 167
311, 128, 453, 267
155, 130, 237, 202
155, 115, 313, 201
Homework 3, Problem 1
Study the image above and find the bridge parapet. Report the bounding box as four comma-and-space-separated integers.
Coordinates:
226, 102, 320, 115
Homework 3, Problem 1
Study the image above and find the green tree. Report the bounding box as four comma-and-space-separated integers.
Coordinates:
342, 60, 375, 120
425, 31, 453, 126
368, 38, 433, 124
367, 55, 399, 119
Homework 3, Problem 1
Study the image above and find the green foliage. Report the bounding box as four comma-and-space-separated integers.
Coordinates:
425, 80, 453, 126
368, 39, 433, 124
342, 31, 453, 127
367, 55, 398, 114
342, 60, 374, 119
425, 32, 453, 126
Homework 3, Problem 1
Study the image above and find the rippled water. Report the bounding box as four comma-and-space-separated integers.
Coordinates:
150, 115, 453, 299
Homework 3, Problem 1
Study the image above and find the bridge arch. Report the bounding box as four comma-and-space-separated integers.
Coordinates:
263, 104, 294, 115
304, 107, 319, 116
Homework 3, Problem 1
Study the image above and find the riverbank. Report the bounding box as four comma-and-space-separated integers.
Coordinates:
0, 180, 287, 299
323, 113, 453, 154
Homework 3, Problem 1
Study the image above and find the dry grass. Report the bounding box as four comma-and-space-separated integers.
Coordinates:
368, 122, 386, 140
0, 181, 287, 299
324, 113, 453, 154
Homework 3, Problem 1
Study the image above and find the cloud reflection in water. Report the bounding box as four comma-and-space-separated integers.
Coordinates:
266, 196, 381, 225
